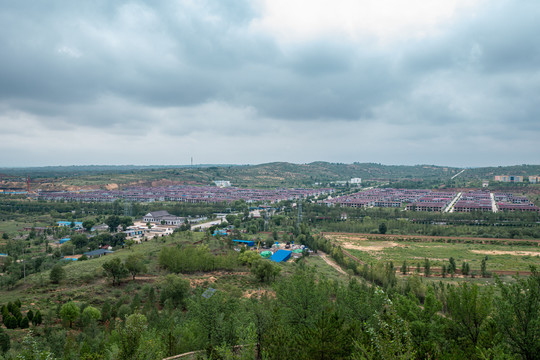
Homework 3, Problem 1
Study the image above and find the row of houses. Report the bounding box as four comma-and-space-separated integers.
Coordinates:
38, 185, 334, 204
494, 175, 540, 183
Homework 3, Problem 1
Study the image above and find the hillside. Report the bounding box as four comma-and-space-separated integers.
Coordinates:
1, 162, 540, 191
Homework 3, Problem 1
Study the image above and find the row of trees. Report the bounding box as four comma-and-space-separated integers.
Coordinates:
6, 264, 539, 359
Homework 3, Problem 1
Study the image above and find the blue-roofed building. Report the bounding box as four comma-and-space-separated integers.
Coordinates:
59, 238, 71, 244
0, 253, 8, 257
270, 250, 292, 263
233, 240, 255, 246
57, 221, 84, 229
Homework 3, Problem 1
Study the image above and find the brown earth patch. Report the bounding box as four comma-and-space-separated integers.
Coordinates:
105, 183, 119, 190
342, 241, 400, 252
242, 289, 276, 298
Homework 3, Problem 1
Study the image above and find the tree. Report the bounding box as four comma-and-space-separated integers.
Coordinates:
32, 310, 42, 326
0, 328, 9, 353
60, 301, 80, 328
82, 220, 95, 232
120, 217, 134, 231
461, 262, 470, 276
105, 215, 121, 232
446, 283, 492, 347
423, 258, 431, 277
448, 257, 456, 278
81, 306, 101, 327
379, 222, 387, 234
494, 267, 540, 360
124, 254, 147, 280
71, 234, 89, 249
119, 314, 148, 360
251, 260, 281, 283
401, 260, 408, 275
125, 239, 135, 251
481, 257, 488, 277
441, 264, 447, 278
102, 257, 128, 286
49, 263, 65, 284
159, 274, 190, 308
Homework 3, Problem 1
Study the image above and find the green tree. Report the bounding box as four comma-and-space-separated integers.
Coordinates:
448, 257, 456, 278
105, 215, 121, 232
159, 274, 190, 308
82, 220, 95, 232
379, 222, 387, 234
0, 327, 9, 353
102, 257, 128, 286
49, 263, 65, 284
494, 267, 540, 360
481, 257, 488, 277
32, 310, 42, 326
401, 260, 408, 275
119, 314, 148, 360
251, 260, 281, 283
81, 306, 101, 327
124, 254, 147, 280
60, 301, 80, 328
423, 258, 431, 277
447, 282, 492, 347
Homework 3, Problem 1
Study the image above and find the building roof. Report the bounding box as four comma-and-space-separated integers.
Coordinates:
84, 249, 114, 257
145, 210, 171, 218
270, 250, 292, 263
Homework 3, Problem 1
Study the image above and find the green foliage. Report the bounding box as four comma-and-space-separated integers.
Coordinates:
60, 301, 80, 328
81, 306, 101, 327
102, 257, 128, 286
159, 274, 190, 308
33, 310, 43, 326
0, 328, 9, 353
119, 313, 148, 360
494, 266, 540, 360
447, 282, 493, 347
49, 263, 65, 284
158, 245, 238, 273
251, 260, 281, 283
124, 254, 147, 280
238, 250, 260, 267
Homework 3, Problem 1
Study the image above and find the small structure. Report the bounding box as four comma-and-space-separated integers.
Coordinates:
270, 250, 292, 263
84, 249, 114, 259
57, 221, 83, 229
59, 238, 71, 244
233, 240, 255, 247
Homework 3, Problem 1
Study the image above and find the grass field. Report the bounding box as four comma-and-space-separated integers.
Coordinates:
327, 233, 540, 273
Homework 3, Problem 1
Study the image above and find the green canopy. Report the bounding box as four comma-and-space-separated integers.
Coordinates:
260, 251, 272, 258
292, 249, 304, 253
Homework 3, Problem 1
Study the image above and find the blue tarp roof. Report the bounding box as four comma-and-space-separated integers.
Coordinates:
233, 240, 255, 246
270, 250, 292, 263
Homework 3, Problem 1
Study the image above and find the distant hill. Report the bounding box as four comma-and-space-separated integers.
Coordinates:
1, 162, 539, 190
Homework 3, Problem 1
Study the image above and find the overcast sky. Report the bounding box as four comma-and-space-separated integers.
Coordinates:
1, 0, 538, 167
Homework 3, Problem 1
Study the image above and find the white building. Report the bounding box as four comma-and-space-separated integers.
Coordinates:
143, 211, 185, 226
214, 180, 231, 187
350, 178, 362, 185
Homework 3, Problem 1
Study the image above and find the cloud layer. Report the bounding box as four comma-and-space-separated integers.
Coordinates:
0, 0, 538, 167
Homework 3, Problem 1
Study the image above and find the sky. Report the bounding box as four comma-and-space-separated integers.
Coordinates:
1, 0, 539, 167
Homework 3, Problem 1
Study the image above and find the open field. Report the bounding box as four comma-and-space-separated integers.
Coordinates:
326, 233, 540, 273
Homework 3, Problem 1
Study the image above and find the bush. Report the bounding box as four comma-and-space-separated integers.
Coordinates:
50, 264, 65, 284
159, 274, 190, 308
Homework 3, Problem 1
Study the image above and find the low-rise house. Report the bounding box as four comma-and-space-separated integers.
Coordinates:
143, 211, 185, 226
